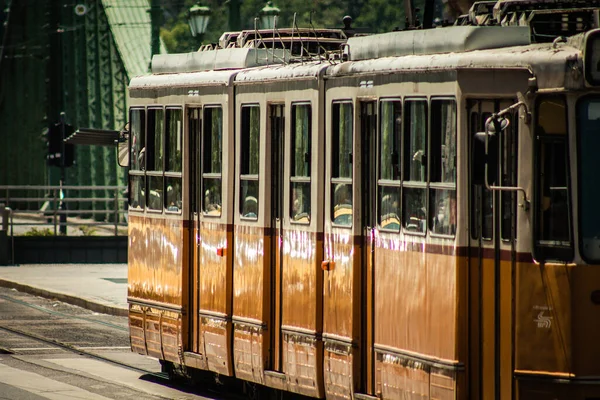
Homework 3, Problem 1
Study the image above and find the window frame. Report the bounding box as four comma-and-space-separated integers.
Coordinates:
239, 103, 261, 221
201, 104, 224, 218
145, 106, 165, 213
290, 102, 312, 225
401, 97, 429, 236
532, 94, 574, 263
377, 98, 402, 233
330, 100, 354, 228
128, 107, 146, 212
164, 107, 183, 214
428, 97, 457, 238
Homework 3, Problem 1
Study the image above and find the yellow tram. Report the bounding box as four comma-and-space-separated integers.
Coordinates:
121, 2, 600, 399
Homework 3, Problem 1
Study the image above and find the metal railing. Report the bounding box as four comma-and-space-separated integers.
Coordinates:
0, 185, 127, 236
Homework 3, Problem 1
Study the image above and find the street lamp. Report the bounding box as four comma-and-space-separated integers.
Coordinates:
188, 3, 211, 37
259, 1, 280, 29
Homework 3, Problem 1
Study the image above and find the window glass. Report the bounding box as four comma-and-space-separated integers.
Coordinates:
379, 100, 401, 181
291, 104, 311, 223
203, 107, 223, 174
292, 104, 311, 177
203, 107, 223, 216
147, 175, 163, 211
430, 189, 456, 235
379, 185, 400, 230
430, 100, 456, 183
241, 105, 260, 175
332, 103, 353, 179
331, 102, 353, 226
128, 175, 145, 210
403, 187, 426, 233
130, 109, 145, 171
165, 176, 182, 212
578, 97, 600, 261
240, 105, 260, 219
404, 100, 427, 182
166, 108, 182, 172
147, 108, 164, 172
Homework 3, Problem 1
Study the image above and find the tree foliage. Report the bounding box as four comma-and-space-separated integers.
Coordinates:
159, 0, 474, 54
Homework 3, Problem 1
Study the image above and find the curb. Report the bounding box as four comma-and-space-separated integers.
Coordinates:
0, 279, 128, 317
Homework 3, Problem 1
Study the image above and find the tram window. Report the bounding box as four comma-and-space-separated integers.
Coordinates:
147, 175, 163, 211
577, 97, 600, 262
129, 175, 145, 210
240, 105, 260, 219
129, 109, 145, 171
331, 102, 353, 226
501, 111, 518, 241
147, 108, 164, 172
166, 109, 182, 173
378, 100, 401, 231
290, 104, 311, 223
430, 99, 456, 236
165, 177, 182, 212
534, 96, 573, 261
203, 107, 223, 216
402, 100, 427, 234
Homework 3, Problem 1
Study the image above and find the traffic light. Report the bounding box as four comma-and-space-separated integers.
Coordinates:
46, 122, 76, 167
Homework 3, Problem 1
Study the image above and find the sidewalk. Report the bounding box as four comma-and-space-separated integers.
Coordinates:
0, 263, 128, 317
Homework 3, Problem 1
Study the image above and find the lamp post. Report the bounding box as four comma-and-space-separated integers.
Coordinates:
188, 3, 211, 40
259, 1, 280, 29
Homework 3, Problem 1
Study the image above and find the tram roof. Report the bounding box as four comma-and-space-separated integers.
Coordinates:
234, 62, 328, 83
129, 69, 238, 89
150, 48, 291, 75
347, 26, 531, 61
327, 41, 581, 89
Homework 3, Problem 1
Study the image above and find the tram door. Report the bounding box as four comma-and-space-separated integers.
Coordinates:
269, 104, 285, 371
468, 99, 518, 400
359, 101, 377, 395
188, 107, 202, 354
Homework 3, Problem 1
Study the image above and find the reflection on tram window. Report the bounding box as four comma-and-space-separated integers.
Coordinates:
147, 175, 163, 211
165, 177, 182, 212
129, 175, 145, 210
332, 183, 353, 225
403, 187, 426, 233
379, 186, 400, 231
240, 180, 259, 219
290, 103, 312, 224
430, 189, 456, 235
291, 182, 310, 223
203, 178, 222, 216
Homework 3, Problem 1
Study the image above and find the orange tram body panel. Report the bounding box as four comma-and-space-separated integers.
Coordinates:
124, 4, 600, 399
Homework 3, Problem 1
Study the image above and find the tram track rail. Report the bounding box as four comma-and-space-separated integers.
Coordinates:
0, 323, 169, 381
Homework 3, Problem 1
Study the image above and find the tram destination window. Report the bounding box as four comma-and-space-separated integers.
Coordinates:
203, 106, 223, 217
331, 102, 353, 226
146, 108, 164, 211
378, 100, 401, 231
402, 99, 427, 234
240, 105, 260, 219
577, 96, 600, 262
429, 99, 456, 236
128, 108, 145, 210
534, 96, 573, 262
290, 104, 312, 224
165, 108, 182, 212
